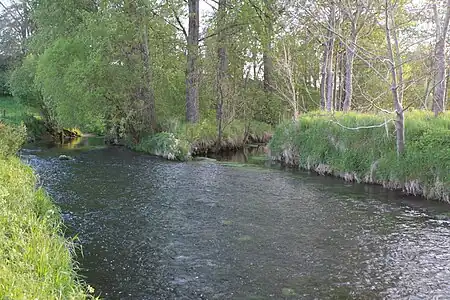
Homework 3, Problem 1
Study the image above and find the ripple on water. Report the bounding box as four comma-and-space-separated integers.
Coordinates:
24, 147, 450, 300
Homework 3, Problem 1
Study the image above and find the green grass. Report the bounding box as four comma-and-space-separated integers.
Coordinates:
0, 96, 37, 125
133, 118, 273, 160
269, 110, 450, 202
0, 124, 95, 299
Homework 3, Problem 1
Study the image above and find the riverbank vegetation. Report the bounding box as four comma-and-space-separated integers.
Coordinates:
133, 119, 272, 160
0, 123, 94, 299
269, 111, 450, 201
0, 1, 448, 186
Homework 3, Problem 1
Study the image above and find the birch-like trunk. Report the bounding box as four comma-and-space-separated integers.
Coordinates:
320, 45, 327, 110
325, 2, 336, 112
385, 0, 405, 155
342, 33, 357, 112
432, 0, 450, 116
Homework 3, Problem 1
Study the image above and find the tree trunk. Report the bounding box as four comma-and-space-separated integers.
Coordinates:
342, 33, 357, 112
186, 0, 200, 123
263, 0, 274, 94
385, 0, 404, 155
142, 23, 156, 132
433, 39, 447, 115
320, 45, 327, 110
325, 2, 336, 112
423, 76, 431, 109
333, 42, 339, 111
338, 45, 346, 110
432, 0, 450, 116
216, 0, 227, 145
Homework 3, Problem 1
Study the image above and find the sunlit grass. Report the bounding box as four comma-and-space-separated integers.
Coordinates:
0, 96, 38, 125
269, 110, 450, 201
0, 124, 96, 299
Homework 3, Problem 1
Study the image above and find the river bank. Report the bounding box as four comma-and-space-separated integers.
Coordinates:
269, 111, 450, 202
131, 119, 273, 160
0, 123, 94, 299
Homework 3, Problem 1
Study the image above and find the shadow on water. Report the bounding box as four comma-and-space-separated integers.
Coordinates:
22, 140, 450, 300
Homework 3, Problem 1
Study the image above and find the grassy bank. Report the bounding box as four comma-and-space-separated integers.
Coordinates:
0, 96, 37, 125
0, 123, 94, 299
133, 119, 273, 160
0, 96, 85, 141
269, 111, 450, 202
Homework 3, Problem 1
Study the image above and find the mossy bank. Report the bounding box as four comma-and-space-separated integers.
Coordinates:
269, 111, 449, 202
0, 123, 94, 299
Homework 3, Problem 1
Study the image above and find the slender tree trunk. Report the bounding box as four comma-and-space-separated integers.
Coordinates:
320, 45, 327, 110
339, 45, 346, 110
216, 0, 227, 145
333, 42, 339, 111
423, 76, 431, 109
325, 2, 336, 112
342, 32, 357, 112
385, 0, 404, 155
433, 40, 448, 115
263, 0, 274, 94
432, 0, 450, 116
142, 23, 156, 132
186, 0, 200, 123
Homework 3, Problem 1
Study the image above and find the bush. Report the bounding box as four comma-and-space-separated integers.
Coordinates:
134, 132, 191, 161
23, 114, 48, 140
0, 123, 26, 158
269, 110, 450, 201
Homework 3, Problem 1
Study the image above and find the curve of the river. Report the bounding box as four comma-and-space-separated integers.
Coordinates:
22, 140, 450, 299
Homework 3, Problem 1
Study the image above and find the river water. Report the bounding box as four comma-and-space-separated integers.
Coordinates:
21, 138, 450, 299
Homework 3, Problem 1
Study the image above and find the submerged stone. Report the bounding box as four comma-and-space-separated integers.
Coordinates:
281, 288, 296, 296
58, 155, 72, 160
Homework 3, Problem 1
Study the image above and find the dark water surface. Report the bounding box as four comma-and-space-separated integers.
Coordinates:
21, 138, 450, 299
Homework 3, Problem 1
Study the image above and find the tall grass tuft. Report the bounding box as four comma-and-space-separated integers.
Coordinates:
269, 110, 450, 202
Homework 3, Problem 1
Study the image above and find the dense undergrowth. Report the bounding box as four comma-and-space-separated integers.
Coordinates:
269, 110, 450, 202
0, 123, 94, 299
132, 119, 273, 160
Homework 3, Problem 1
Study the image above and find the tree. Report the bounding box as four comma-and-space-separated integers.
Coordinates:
186, 0, 200, 123
341, 0, 374, 112
432, 0, 450, 116
216, 0, 228, 143
385, 0, 405, 155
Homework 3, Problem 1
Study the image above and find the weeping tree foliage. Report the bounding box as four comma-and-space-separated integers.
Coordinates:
3, 0, 448, 150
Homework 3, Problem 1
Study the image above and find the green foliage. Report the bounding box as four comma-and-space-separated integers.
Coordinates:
9, 55, 42, 109
0, 69, 10, 96
0, 96, 36, 125
135, 118, 273, 160
269, 111, 450, 201
0, 123, 26, 158
22, 114, 49, 140
134, 132, 191, 161
0, 126, 95, 298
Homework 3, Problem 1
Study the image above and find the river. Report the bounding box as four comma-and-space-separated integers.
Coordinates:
21, 138, 450, 299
